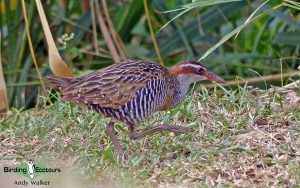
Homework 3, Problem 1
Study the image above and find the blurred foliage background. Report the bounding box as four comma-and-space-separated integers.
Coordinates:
0, 0, 299, 110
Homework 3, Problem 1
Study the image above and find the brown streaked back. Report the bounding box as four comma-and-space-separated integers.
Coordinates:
47, 60, 170, 109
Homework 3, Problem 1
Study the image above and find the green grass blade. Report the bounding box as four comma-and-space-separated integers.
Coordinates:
198, 4, 283, 61
274, 31, 300, 46
182, 0, 243, 9
158, 8, 191, 32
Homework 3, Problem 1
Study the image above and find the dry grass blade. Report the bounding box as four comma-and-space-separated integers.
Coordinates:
21, 0, 46, 93
143, 0, 164, 66
35, 0, 73, 77
102, 0, 127, 60
95, 0, 120, 63
90, 0, 99, 55
0, 31, 9, 112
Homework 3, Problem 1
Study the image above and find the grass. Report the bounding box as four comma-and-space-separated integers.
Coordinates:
2, 1, 300, 109
0, 84, 300, 187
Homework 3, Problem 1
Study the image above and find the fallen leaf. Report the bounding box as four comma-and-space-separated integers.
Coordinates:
285, 91, 300, 107
254, 117, 268, 126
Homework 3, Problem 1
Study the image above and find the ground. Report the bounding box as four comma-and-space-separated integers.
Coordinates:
0, 84, 299, 187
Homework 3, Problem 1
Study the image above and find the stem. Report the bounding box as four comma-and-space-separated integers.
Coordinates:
143, 0, 164, 66
21, 0, 46, 92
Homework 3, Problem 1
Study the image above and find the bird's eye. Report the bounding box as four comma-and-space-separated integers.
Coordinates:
196, 68, 205, 74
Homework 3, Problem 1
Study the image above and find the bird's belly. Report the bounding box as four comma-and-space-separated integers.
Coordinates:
89, 82, 167, 125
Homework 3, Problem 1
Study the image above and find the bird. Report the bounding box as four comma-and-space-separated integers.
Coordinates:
46, 60, 225, 159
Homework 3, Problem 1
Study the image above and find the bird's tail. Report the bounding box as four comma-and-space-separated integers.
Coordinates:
46, 75, 77, 90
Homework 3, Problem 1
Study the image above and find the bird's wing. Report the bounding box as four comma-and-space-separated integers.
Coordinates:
61, 61, 169, 109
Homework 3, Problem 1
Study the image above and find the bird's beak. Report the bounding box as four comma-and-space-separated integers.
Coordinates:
204, 71, 225, 83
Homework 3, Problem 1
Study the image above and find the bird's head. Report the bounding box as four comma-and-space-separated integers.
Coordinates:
170, 60, 225, 84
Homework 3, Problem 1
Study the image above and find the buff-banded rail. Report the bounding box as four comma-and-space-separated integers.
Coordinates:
47, 60, 225, 159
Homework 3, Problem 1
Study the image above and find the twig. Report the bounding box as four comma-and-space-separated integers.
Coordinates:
283, 80, 300, 89
251, 126, 281, 144
273, 80, 300, 93
95, 0, 120, 63
143, 0, 164, 66
80, 0, 89, 12
203, 71, 298, 88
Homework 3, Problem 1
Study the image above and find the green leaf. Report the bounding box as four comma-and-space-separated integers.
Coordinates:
117, 0, 153, 41
273, 32, 300, 46
153, 1, 247, 57
198, 2, 282, 61
182, 0, 243, 9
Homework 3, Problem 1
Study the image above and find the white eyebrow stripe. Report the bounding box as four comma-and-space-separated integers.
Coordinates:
179, 64, 206, 70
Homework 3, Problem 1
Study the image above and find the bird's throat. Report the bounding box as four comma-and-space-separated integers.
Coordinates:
169, 75, 191, 109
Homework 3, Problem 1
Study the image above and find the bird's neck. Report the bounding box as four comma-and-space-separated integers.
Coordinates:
170, 74, 193, 109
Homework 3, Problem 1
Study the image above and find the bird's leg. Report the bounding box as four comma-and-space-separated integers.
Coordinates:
105, 121, 127, 159
129, 124, 189, 140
